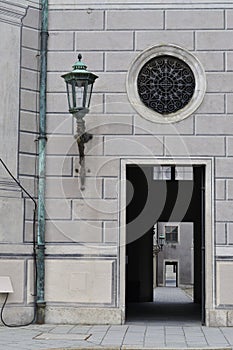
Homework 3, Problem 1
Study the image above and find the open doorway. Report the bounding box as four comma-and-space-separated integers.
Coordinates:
125, 164, 205, 324
165, 261, 178, 287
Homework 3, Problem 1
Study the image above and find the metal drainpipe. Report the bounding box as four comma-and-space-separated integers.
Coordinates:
37, 0, 48, 324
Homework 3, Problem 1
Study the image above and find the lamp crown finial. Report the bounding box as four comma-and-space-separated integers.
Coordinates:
72, 54, 87, 71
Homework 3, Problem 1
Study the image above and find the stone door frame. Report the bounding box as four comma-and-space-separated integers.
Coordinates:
119, 157, 214, 325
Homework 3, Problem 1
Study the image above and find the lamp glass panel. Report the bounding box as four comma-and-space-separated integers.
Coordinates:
86, 83, 93, 108
66, 82, 72, 110
75, 80, 89, 109
67, 81, 77, 109
75, 85, 85, 108
72, 81, 77, 108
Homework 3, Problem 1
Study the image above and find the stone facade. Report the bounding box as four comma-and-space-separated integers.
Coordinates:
0, 0, 40, 323
1, 0, 233, 326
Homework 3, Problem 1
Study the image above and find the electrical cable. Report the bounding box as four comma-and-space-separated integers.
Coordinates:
0, 158, 38, 327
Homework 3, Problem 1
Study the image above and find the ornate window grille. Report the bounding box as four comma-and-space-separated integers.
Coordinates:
137, 55, 195, 115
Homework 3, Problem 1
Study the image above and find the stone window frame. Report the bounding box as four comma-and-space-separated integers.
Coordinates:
126, 44, 206, 124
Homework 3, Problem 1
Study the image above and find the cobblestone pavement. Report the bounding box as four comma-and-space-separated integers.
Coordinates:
0, 288, 233, 350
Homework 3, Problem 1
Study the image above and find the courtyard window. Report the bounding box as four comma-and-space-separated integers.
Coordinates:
165, 226, 178, 243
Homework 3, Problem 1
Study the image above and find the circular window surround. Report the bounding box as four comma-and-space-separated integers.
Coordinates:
126, 44, 206, 124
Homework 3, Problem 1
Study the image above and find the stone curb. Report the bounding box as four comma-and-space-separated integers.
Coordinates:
41, 347, 232, 350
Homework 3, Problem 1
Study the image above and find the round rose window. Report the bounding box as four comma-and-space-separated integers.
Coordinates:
126, 44, 206, 124
137, 55, 195, 115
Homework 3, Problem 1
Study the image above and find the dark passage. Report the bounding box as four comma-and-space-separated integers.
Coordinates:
126, 287, 201, 325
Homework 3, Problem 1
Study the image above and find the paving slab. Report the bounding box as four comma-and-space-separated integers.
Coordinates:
35, 346, 232, 350
1, 324, 233, 350
34, 333, 91, 341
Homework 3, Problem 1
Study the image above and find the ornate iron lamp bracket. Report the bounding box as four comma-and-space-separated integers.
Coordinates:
61, 54, 98, 191
74, 112, 92, 191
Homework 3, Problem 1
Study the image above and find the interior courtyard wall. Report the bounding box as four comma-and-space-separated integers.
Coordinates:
157, 223, 193, 287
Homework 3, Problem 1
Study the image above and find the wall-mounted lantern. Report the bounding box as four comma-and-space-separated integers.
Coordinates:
158, 233, 165, 250
61, 54, 98, 190
153, 227, 165, 256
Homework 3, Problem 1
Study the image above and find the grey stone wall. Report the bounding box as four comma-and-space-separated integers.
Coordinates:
0, 1, 40, 324
1, 0, 233, 325
45, 1, 233, 324
19, 5, 41, 241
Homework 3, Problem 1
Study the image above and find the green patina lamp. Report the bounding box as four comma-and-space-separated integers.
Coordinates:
61, 54, 98, 190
